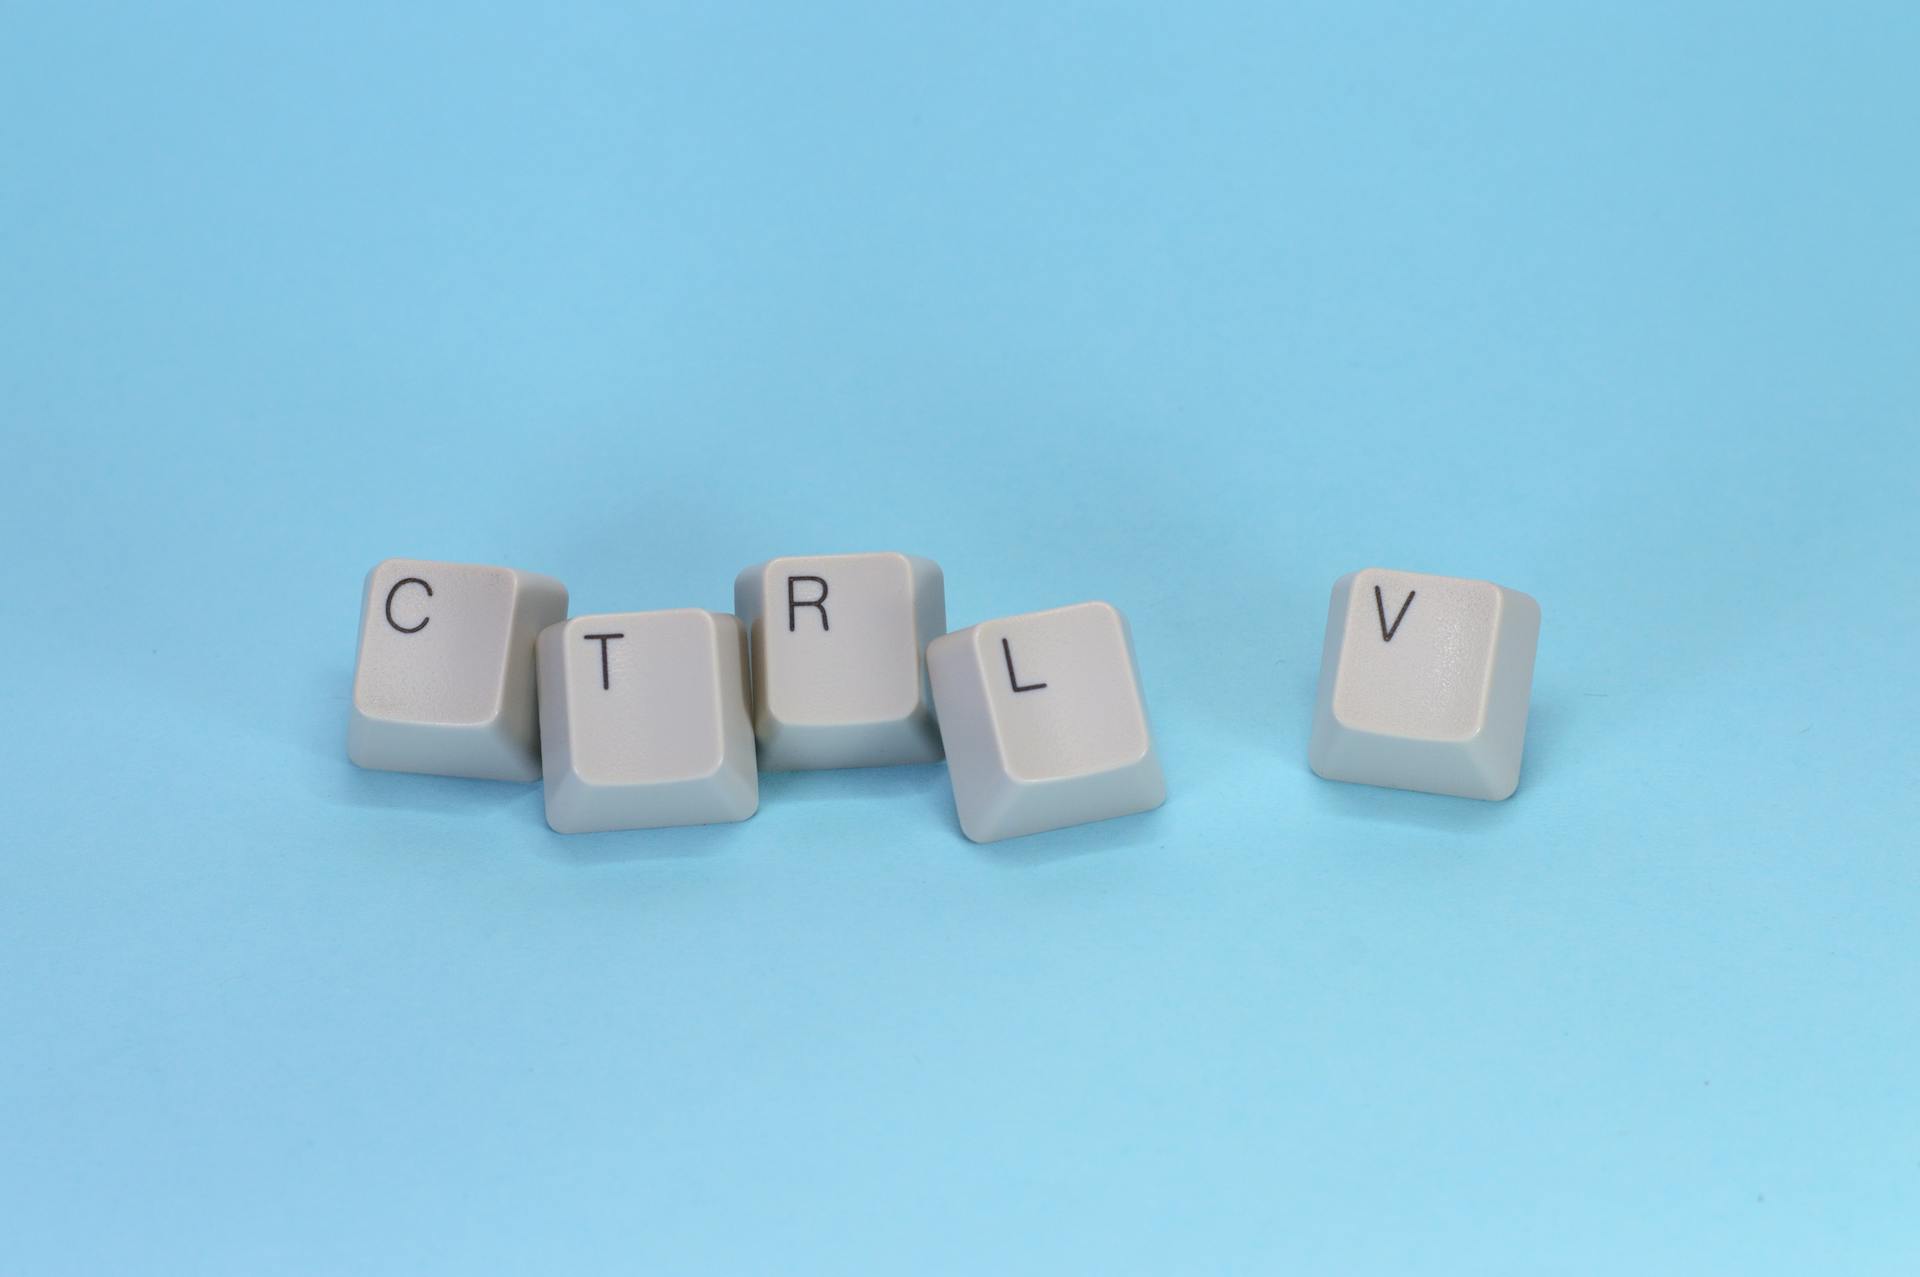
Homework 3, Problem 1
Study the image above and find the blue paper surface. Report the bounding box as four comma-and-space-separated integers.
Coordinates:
3, 3, 1916, 1272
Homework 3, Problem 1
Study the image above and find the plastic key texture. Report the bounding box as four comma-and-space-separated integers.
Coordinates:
348, 558, 567, 781
535, 609, 758, 833
733, 551, 946, 770
926, 601, 1166, 843
1308, 568, 1541, 800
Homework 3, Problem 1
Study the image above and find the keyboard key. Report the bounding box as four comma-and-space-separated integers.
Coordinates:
927, 601, 1166, 842
348, 558, 567, 781
1308, 568, 1541, 800
535, 610, 758, 833
734, 552, 946, 770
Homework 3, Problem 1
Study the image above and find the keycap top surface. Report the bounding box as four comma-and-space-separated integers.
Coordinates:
972, 602, 1154, 782
1330, 571, 1504, 742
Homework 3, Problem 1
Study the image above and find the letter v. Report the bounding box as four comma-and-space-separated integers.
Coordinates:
1374, 585, 1415, 642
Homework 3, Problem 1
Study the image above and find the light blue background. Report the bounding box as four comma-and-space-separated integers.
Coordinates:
4, 2, 1916, 1272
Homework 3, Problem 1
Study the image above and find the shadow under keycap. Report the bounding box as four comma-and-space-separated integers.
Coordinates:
532, 765, 951, 865
960, 803, 1169, 867
530, 818, 751, 865
328, 763, 537, 816
756, 762, 948, 805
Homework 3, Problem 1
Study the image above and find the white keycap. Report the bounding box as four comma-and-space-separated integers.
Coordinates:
734, 552, 946, 770
1308, 568, 1541, 800
535, 610, 758, 833
348, 558, 567, 781
926, 601, 1166, 843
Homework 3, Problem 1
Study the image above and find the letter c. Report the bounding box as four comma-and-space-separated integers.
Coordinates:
385, 577, 432, 634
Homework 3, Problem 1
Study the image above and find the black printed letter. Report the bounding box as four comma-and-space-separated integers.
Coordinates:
385, 577, 432, 634
1374, 585, 1415, 642
788, 575, 829, 632
1003, 638, 1047, 692
583, 633, 624, 690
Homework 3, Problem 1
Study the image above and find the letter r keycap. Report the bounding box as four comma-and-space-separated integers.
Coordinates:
734, 552, 946, 770
348, 558, 567, 781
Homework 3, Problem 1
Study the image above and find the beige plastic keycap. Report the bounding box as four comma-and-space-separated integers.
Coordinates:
734, 552, 946, 770
927, 601, 1166, 842
1309, 568, 1541, 800
535, 610, 758, 834
348, 558, 567, 781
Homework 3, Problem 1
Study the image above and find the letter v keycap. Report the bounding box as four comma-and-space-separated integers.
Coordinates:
1309, 568, 1541, 800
